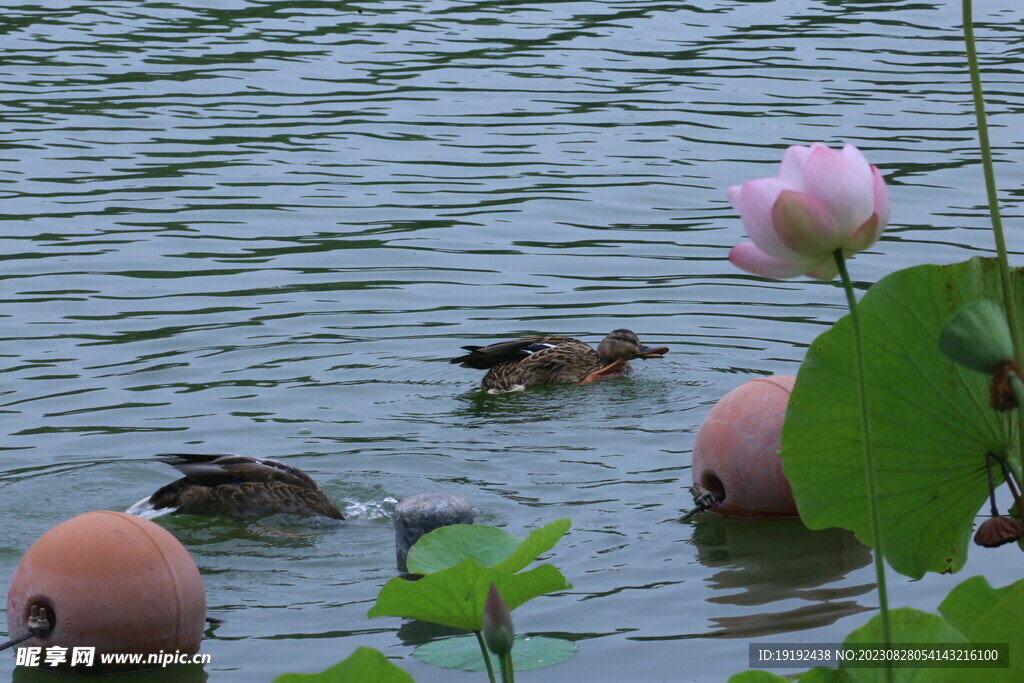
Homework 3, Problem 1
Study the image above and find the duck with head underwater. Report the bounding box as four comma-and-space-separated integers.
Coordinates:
126, 453, 344, 520
451, 328, 668, 394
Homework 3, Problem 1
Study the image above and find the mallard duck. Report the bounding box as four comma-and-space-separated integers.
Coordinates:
126, 453, 344, 520
451, 328, 668, 394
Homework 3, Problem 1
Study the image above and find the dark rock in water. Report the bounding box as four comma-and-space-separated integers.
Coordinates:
394, 493, 473, 573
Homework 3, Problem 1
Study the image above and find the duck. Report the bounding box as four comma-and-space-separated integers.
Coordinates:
451, 328, 668, 394
126, 453, 344, 520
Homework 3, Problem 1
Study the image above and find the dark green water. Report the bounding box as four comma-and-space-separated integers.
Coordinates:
1, 0, 1022, 680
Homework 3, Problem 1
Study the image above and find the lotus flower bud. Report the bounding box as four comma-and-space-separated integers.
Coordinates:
481, 583, 515, 657
939, 300, 1015, 374
973, 515, 1024, 548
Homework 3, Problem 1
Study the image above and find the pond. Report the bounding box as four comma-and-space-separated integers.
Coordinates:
1, 0, 1022, 680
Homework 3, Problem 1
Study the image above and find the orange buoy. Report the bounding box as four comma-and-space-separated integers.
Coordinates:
6, 511, 206, 672
691, 375, 798, 519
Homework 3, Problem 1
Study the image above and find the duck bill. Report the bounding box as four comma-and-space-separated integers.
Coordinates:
636, 345, 668, 359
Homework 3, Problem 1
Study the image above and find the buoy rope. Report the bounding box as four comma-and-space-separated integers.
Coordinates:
680, 484, 721, 521
0, 631, 38, 652
0, 605, 52, 653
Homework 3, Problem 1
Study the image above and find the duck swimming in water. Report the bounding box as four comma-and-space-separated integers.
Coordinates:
126, 453, 344, 520
451, 329, 668, 394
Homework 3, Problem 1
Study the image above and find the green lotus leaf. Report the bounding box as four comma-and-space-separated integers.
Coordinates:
783, 257, 1016, 578
733, 577, 1024, 683
792, 670, 855, 682
368, 558, 572, 631
730, 669, 855, 682
406, 525, 518, 575
937, 575, 1016, 638
406, 518, 570, 576
728, 671, 798, 682
413, 634, 577, 672
273, 646, 413, 683
840, 608, 967, 683
939, 576, 1024, 681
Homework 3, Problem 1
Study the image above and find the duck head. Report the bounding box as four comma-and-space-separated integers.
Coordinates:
596, 329, 668, 362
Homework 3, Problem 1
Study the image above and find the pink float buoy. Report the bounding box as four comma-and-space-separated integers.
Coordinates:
691, 375, 798, 519
6, 510, 206, 672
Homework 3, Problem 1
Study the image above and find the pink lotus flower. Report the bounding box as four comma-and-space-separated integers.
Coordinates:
727, 143, 890, 280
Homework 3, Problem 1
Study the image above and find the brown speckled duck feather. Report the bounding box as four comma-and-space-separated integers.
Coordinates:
451, 329, 667, 394
127, 453, 343, 520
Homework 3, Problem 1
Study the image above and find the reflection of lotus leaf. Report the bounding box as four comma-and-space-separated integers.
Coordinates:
782, 258, 1017, 578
